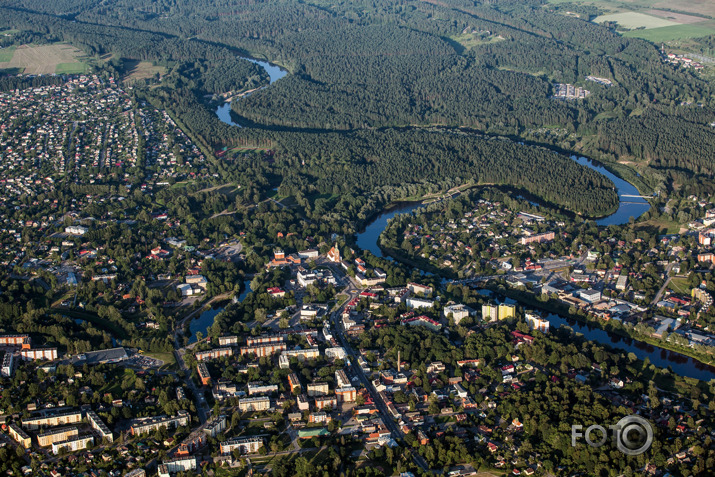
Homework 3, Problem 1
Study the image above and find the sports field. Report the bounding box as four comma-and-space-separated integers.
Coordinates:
0, 43, 89, 74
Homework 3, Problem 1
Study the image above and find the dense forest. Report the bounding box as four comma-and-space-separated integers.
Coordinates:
1, 0, 714, 220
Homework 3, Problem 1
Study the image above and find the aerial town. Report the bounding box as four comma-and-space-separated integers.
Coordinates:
1, 0, 715, 475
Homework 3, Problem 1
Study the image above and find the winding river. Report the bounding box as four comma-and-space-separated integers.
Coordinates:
215, 57, 287, 127
211, 57, 715, 381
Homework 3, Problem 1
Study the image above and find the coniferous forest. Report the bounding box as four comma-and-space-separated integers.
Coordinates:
1, 0, 713, 222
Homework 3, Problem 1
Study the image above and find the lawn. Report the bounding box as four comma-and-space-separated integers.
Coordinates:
668, 276, 692, 295
143, 351, 176, 369
635, 218, 682, 234
0, 46, 15, 62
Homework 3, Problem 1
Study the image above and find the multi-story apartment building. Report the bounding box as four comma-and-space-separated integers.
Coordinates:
0, 334, 31, 347
240, 342, 287, 357
203, 414, 227, 438
8, 423, 31, 448
20, 348, 58, 361
247, 382, 278, 396
158, 456, 197, 477
336, 386, 357, 403
1, 352, 15, 377
220, 437, 264, 455
52, 435, 93, 455
218, 336, 239, 346
195, 347, 233, 362
238, 396, 271, 412
245, 335, 284, 346
87, 410, 113, 443
281, 348, 319, 360
22, 410, 83, 430
130, 411, 190, 436
197, 362, 211, 386
37, 427, 79, 447
307, 382, 329, 397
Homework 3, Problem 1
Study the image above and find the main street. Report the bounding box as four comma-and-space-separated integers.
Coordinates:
328, 269, 430, 472
174, 348, 210, 424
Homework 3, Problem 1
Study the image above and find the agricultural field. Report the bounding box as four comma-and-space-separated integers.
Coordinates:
593, 11, 680, 29
550, 0, 715, 41
549, 0, 715, 18
0, 43, 89, 74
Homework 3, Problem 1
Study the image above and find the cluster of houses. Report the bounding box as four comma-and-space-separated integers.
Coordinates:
0, 75, 205, 194
552, 83, 590, 99
664, 53, 705, 70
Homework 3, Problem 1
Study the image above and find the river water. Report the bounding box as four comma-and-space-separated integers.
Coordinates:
188, 279, 252, 343
209, 57, 714, 381
215, 57, 287, 127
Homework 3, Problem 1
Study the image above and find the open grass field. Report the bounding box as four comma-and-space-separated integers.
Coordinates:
668, 276, 692, 295
449, 32, 504, 51
0, 46, 15, 62
0, 43, 89, 74
122, 59, 166, 82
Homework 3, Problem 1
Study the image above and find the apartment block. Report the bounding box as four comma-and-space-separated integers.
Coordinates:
8, 423, 31, 448
281, 348, 319, 361
0, 334, 31, 347
238, 396, 271, 412
287, 373, 302, 393
314, 396, 338, 410
195, 347, 234, 362
220, 436, 264, 455
218, 336, 239, 346
87, 410, 113, 443
203, 414, 227, 438
130, 411, 190, 436
240, 342, 287, 357
52, 435, 93, 455
37, 426, 79, 447
525, 312, 550, 333
335, 369, 350, 388
197, 362, 211, 386
247, 382, 278, 396
307, 382, 329, 397
245, 335, 284, 346
336, 386, 357, 403
20, 348, 58, 361
158, 456, 197, 477
1, 352, 15, 378
22, 410, 82, 430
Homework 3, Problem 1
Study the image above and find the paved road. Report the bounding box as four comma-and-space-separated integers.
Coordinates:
328, 269, 430, 472
174, 349, 210, 424
652, 262, 675, 305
